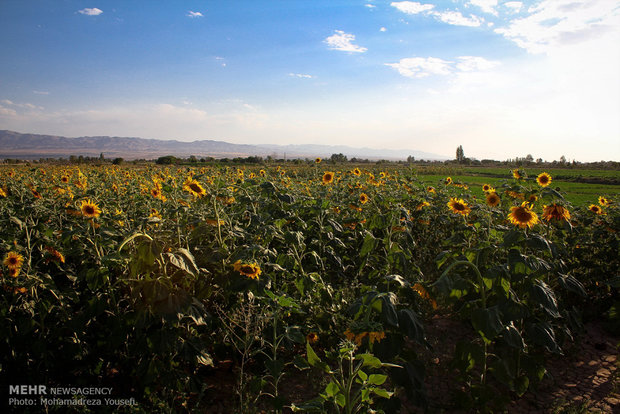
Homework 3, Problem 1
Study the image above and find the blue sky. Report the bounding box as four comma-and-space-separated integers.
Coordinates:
1, 0, 619, 161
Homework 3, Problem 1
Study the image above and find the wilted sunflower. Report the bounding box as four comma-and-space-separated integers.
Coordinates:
508, 203, 539, 229
359, 193, 369, 204
542, 204, 571, 222
598, 196, 610, 206
306, 332, 319, 344
4, 251, 24, 270
536, 172, 552, 187
183, 178, 206, 198
447, 198, 471, 216
485, 192, 501, 207
322, 171, 335, 184
233, 260, 261, 279
80, 199, 101, 218
589, 204, 604, 215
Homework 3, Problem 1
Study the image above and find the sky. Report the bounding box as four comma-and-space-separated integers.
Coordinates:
0, 0, 619, 162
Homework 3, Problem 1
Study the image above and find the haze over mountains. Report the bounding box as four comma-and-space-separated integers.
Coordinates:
0, 130, 446, 161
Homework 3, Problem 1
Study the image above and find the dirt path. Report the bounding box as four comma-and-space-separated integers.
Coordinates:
404, 316, 619, 413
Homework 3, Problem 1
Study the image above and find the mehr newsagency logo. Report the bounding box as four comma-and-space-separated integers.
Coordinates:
8, 385, 137, 408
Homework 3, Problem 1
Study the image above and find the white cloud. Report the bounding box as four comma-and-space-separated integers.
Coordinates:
503, 2, 522, 13
380, 27, 387, 32
469, 0, 498, 16
455, 56, 500, 71
432, 10, 483, 27
365, 4, 376, 9
495, 0, 620, 54
1, 99, 43, 111
78, 8, 103, 16
386, 56, 499, 78
187, 11, 203, 18
0, 104, 17, 117
390, 1, 434, 15
324, 30, 367, 53
289, 73, 314, 79
385, 57, 453, 78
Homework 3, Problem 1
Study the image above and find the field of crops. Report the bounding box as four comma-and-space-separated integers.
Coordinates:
1, 162, 618, 413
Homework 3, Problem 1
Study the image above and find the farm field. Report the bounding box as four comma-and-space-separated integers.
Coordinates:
1, 162, 618, 413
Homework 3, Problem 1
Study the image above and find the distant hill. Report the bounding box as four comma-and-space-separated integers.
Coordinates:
0, 130, 447, 161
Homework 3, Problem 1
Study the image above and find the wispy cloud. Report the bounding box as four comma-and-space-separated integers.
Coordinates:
385, 56, 499, 78
33, 90, 50, 95
468, 0, 498, 16
495, 0, 620, 54
433, 11, 483, 27
78, 8, 103, 16
187, 11, 203, 18
390, 2, 434, 15
289, 73, 314, 79
503, 2, 522, 13
391, 2, 483, 27
324, 30, 367, 53
365, 4, 376, 9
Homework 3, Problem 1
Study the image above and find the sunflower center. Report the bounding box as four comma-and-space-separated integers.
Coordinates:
189, 183, 202, 192
514, 208, 532, 222
84, 206, 95, 215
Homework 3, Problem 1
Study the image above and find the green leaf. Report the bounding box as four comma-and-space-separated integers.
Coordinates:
558, 273, 586, 298
358, 353, 382, 369
358, 369, 368, 381
368, 374, 388, 386
360, 233, 376, 257
398, 309, 427, 345
529, 281, 560, 318
501, 324, 525, 350
325, 381, 339, 398
370, 387, 393, 398
515, 375, 529, 396
306, 342, 322, 367
527, 321, 561, 354
471, 306, 503, 343
335, 393, 346, 408
265, 358, 285, 377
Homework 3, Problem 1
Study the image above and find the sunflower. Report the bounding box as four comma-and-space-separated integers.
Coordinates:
427, 186, 436, 194
30, 188, 42, 199
149, 208, 162, 219
359, 193, 369, 204
315, 157, 321, 164
306, 332, 319, 344
45, 246, 66, 263
4, 251, 24, 270
512, 169, 523, 180
589, 204, 604, 215
445, 177, 452, 185
485, 192, 501, 207
416, 201, 430, 211
368, 331, 386, 344
80, 199, 102, 218
528, 194, 538, 203
0, 187, 6, 198
542, 204, 571, 222
233, 260, 261, 279
322, 171, 335, 184
447, 198, 471, 216
598, 196, 610, 206
536, 172, 552, 187
61, 175, 70, 184
508, 203, 539, 229
482, 184, 494, 192
183, 178, 206, 198
352, 168, 361, 176
259, 169, 266, 177
9, 267, 20, 278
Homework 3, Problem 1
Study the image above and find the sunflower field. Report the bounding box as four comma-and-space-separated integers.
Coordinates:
0, 162, 618, 413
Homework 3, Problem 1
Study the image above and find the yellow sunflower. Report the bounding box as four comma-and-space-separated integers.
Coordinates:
352, 168, 361, 176
427, 186, 436, 194
485, 192, 501, 207
233, 260, 261, 279
4, 251, 24, 270
542, 204, 571, 222
80, 199, 102, 218
512, 169, 523, 180
508, 203, 539, 229
359, 193, 369, 204
482, 184, 494, 192
447, 198, 471, 216
0, 187, 6, 198
416, 201, 430, 211
445, 177, 452, 185
61, 175, 70, 184
536, 172, 552, 187
598, 196, 610, 206
589, 204, 604, 215
183, 178, 206, 198
315, 157, 321, 164
322, 171, 335, 184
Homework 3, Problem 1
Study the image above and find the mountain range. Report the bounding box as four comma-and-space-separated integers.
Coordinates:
0, 130, 447, 161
